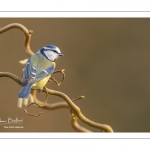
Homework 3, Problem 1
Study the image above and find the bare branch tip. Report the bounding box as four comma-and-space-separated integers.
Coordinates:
80, 96, 85, 99
29, 30, 33, 34
19, 59, 28, 65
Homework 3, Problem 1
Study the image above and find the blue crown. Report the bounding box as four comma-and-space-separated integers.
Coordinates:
44, 45, 57, 49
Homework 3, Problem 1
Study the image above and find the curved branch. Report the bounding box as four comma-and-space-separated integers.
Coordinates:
31, 90, 69, 110
70, 114, 91, 132
24, 102, 42, 117
42, 88, 113, 132
0, 72, 22, 85
0, 72, 113, 132
0, 23, 34, 56
31, 90, 91, 132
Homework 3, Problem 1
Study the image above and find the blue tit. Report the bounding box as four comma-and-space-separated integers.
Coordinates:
18, 45, 63, 99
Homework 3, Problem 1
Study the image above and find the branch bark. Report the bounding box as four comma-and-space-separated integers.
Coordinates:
0, 72, 113, 132
0, 23, 34, 56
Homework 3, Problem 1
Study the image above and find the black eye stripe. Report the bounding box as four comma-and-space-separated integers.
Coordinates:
43, 49, 58, 53
52, 50, 58, 53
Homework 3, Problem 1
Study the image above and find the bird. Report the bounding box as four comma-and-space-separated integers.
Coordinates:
18, 45, 63, 99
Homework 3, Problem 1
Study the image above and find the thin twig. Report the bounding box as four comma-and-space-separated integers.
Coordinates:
24, 102, 42, 117
0, 23, 34, 56
72, 96, 85, 102
50, 69, 65, 86
23, 87, 49, 117
49, 77, 60, 86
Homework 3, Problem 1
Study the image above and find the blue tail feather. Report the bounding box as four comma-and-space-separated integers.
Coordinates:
18, 84, 32, 99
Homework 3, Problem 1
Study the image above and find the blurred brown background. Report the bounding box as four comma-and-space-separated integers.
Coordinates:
0, 18, 150, 132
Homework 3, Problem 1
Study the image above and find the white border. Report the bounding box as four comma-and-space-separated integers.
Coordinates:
0, 1, 150, 143
0, 0, 150, 11
0, 133, 150, 138
0, 12, 150, 18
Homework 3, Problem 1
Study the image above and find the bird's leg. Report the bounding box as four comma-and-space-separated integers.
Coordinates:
48, 69, 65, 86
37, 89, 42, 93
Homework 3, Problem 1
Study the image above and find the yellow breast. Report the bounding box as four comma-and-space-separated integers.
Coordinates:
31, 75, 51, 90
30, 55, 56, 90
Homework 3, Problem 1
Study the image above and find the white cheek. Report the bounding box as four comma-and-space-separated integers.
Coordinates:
51, 53, 58, 61
46, 51, 58, 61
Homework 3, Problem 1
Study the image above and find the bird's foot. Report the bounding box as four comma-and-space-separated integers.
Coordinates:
37, 89, 42, 93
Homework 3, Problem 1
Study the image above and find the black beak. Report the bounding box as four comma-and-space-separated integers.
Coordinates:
59, 53, 64, 56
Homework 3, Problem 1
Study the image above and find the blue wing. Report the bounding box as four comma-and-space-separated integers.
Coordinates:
21, 59, 55, 85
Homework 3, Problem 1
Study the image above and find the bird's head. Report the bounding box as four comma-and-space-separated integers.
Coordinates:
39, 45, 63, 62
